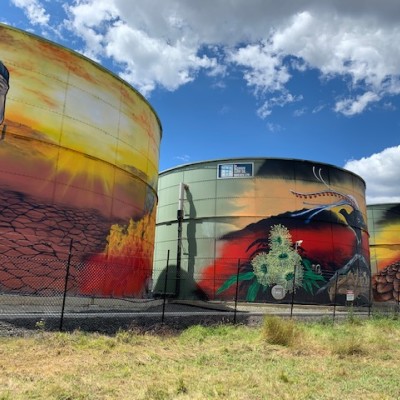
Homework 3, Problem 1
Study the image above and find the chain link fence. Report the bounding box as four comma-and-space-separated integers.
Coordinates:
0, 244, 398, 333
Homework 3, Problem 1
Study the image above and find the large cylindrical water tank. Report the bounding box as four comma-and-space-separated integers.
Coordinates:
154, 158, 370, 305
0, 24, 162, 298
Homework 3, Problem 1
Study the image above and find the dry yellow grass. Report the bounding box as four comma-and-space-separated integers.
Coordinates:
0, 318, 399, 399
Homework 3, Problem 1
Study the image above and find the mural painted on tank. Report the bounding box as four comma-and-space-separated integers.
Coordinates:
198, 162, 370, 305
368, 204, 400, 302
0, 25, 161, 298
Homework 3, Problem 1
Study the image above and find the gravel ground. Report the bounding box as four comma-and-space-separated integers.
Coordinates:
0, 300, 390, 337
0, 302, 264, 336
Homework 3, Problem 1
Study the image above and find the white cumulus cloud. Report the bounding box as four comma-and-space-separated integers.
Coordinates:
63, 0, 221, 96
344, 146, 400, 204
335, 92, 380, 116
104, 21, 217, 95
228, 43, 290, 94
11, 0, 50, 26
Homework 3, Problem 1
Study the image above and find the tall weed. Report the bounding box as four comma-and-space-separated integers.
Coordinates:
331, 335, 366, 357
262, 316, 299, 346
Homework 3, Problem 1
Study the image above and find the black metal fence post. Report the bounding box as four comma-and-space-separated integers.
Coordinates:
233, 259, 241, 324
290, 266, 296, 319
60, 238, 73, 332
161, 250, 170, 324
368, 272, 372, 318
332, 273, 339, 323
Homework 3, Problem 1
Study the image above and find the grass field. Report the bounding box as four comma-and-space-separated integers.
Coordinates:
0, 315, 399, 399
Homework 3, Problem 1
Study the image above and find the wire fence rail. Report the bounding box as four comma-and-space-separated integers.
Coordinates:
0, 245, 399, 332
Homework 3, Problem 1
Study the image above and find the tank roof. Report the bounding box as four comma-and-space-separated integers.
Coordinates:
159, 156, 366, 185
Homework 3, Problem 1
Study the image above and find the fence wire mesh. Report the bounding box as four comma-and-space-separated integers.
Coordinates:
0, 246, 398, 332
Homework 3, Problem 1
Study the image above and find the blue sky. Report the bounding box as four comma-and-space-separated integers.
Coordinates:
2, 0, 400, 204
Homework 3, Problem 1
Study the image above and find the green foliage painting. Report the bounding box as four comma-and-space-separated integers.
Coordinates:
217, 224, 325, 301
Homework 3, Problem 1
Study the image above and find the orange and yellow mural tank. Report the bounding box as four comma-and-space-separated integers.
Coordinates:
0, 24, 162, 298
368, 204, 400, 302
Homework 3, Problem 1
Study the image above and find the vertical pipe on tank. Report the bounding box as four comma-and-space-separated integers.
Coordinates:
176, 183, 188, 297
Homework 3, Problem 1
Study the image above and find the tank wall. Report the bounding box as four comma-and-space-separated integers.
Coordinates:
154, 159, 370, 304
0, 24, 161, 298
368, 204, 400, 302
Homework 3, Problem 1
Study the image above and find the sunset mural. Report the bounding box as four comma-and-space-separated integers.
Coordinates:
0, 24, 161, 298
